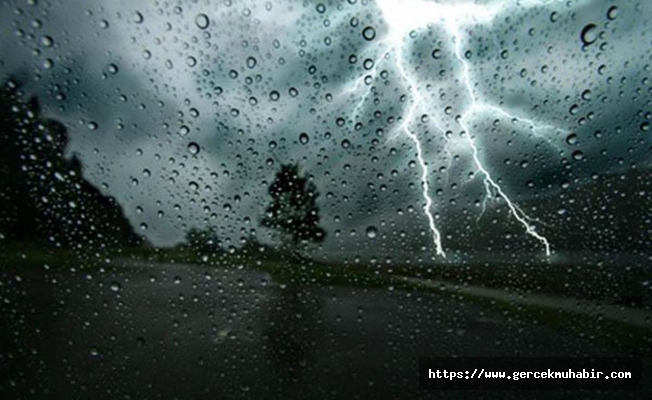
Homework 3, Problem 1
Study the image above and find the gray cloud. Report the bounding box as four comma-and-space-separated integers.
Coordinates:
1, 0, 650, 261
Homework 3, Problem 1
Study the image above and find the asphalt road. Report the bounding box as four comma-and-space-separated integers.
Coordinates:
1, 260, 649, 399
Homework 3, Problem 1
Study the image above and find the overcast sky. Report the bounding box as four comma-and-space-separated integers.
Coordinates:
1, 0, 650, 263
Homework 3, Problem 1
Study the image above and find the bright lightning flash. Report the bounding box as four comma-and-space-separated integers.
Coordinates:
345, 0, 572, 257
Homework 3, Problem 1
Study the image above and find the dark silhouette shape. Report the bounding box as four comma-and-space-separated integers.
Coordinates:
183, 226, 221, 253
0, 78, 143, 249
261, 164, 326, 252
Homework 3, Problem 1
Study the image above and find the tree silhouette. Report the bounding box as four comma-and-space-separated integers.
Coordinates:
0, 78, 143, 249
261, 164, 326, 252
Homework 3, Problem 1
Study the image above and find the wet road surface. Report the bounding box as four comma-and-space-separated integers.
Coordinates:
1, 260, 649, 399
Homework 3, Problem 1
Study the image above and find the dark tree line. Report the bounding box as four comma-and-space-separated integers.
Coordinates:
0, 78, 143, 249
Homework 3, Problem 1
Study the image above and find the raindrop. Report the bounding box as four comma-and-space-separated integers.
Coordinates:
195, 13, 210, 29
178, 125, 190, 136
580, 23, 598, 47
341, 139, 351, 149
363, 58, 374, 70
606, 6, 618, 21
316, 3, 326, 13
186, 56, 197, 67
41, 35, 53, 47
133, 11, 144, 24
87, 121, 98, 131
362, 26, 376, 41
569, 104, 579, 115
572, 150, 584, 160
299, 132, 309, 144
139, 222, 148, 231
288, 87, 299, 97
246, 56, 257, 68
109, 282, 121, 291
431, 48, 441, 59
107, 63, 119, 74
366, 226, 378, 239
269, 90, 280, 101
566, 133, 578, 145
188, 142, 200, 155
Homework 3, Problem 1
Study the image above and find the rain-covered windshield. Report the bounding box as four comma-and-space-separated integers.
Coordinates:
1, 0, 650, 399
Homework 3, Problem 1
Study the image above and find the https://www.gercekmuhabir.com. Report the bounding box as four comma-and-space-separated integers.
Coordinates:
419, 357, 641, 390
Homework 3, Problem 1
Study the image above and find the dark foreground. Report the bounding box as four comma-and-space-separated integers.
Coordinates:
1, 260, 649, 399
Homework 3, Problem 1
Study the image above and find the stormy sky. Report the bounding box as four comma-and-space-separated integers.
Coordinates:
1, 0, 650, 263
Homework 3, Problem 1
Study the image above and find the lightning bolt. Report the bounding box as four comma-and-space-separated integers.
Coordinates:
343, 0, 576, 257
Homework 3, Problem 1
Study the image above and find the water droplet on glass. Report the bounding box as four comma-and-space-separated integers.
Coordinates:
134, 11, 144, 24
188, 142, 200, 155
366, 226, 378, 238
580, 23, 598, 47
109, 282, 121, 291
341, 139, 351, 149
572, 150, 584, 160
362, 26, 376, 41
566, 133, 578, 145
299, 133, 309, 144
41, 35, 53, 47
606, 6, 618, 21
178, 125, 190, 136
195, 13, 210, 29
246, 56, 257, 68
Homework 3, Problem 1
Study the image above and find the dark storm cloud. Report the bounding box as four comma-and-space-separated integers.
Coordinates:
1, 0, 650, 261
